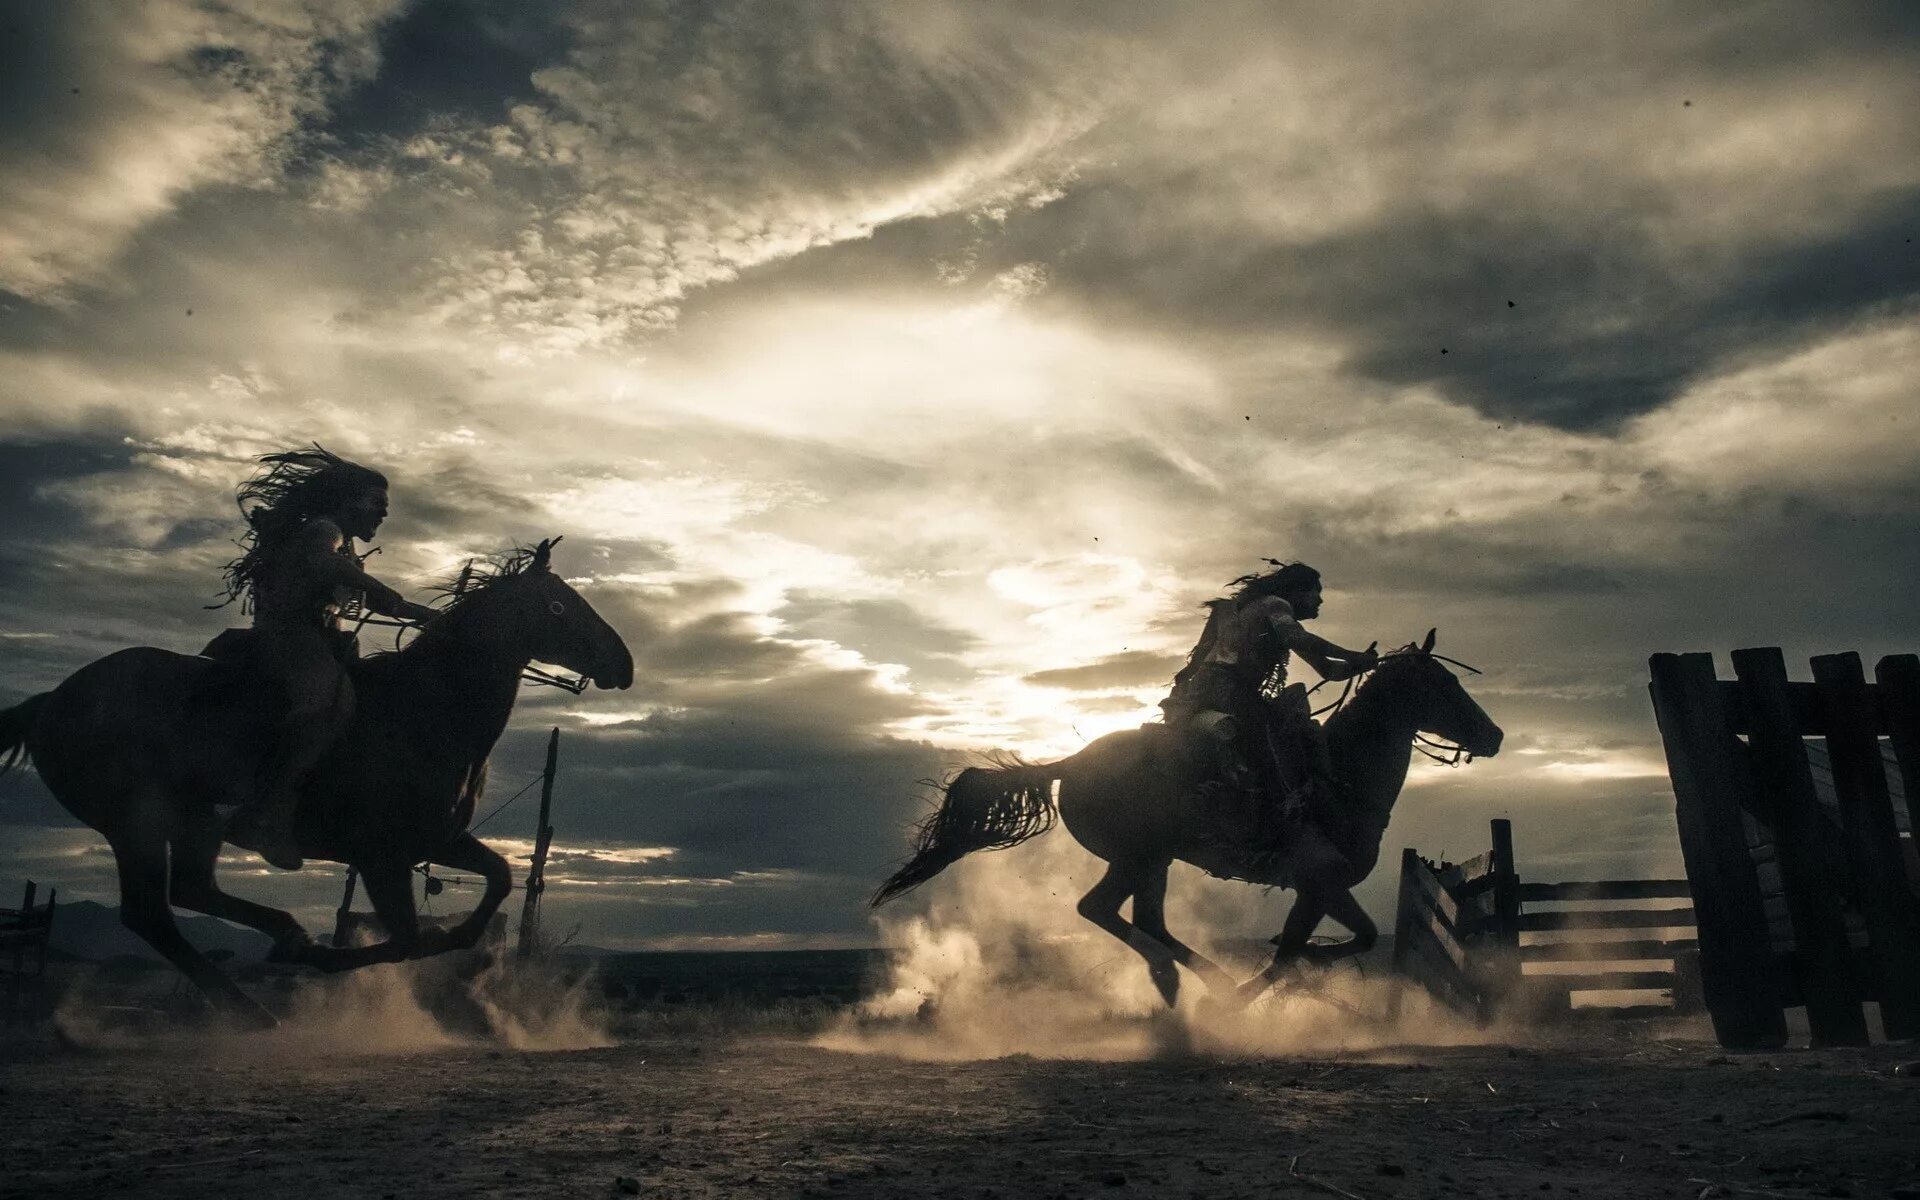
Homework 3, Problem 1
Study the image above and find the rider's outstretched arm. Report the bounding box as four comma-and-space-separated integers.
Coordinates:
295, 520, 437, 623
1269, 607, 1377, 681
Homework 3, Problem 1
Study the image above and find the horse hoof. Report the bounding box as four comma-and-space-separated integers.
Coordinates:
266, 932, 314, 964
1149, 962, 1180, 1008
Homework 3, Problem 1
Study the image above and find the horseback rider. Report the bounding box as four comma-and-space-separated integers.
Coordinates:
1161, 561, 1377, 830
212, 446, 437, 871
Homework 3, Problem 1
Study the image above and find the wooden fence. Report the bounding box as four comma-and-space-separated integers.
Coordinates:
1, 880, 58, 1028
1393, 819, 1703, 1022
1649, 648, 1920, 1049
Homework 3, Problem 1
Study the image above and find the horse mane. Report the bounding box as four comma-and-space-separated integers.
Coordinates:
421, 544, 544, 614
351, 544, 544, 670
1324, 643, 1431, 720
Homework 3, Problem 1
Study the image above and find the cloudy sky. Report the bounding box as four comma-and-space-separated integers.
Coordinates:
2, 1, 1916, 951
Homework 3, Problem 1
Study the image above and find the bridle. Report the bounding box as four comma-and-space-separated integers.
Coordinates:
1308, 647, 1484, 765
344, 560, 592, 694
1411, 652, 1483, 764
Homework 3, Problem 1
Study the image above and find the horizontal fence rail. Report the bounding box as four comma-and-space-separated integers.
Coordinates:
1391, 822, 1703, 1024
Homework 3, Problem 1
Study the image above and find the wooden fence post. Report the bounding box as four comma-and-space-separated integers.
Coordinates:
1388, 849, 1419, 1023
516, 727, 560, 960
1811, 652, 1920, 1038
1730, 647, 1868, 1046
1877, 654, 1920, 894
1485, 819, 1522, 1019
1649, 653, 1787, 1048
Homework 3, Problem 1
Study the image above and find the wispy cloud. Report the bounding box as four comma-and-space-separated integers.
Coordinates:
3, 1, 1916, 943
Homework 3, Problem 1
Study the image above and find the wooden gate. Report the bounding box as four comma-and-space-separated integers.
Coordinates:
1393, 819, 1702, 1022
1649, 648, 1920, 1048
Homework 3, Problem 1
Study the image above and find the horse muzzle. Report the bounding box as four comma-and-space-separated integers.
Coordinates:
592, 647, 635, 690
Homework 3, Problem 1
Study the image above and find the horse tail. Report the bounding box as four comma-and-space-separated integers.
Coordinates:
0, 693, 48, 780
872, 755, 1066, 906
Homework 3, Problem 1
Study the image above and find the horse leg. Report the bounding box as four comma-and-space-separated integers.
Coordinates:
1234, 891, 1327, 1003
1075, 859, 1183, 1006
1236, 884, 1380, 1004
1128, 860, 1237, 1000
286, 862, 419, 973
1299, 887, 1378, 965
107, 818, 277, 1030
166, 810, 313, 960
416, 834, 511, 956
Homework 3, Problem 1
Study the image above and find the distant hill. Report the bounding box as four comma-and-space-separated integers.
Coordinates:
47, 899, 274, 963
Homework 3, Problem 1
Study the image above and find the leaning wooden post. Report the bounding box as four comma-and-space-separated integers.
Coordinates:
1387, 849, 1420, 1022
1811, 652, 1920, 1038
1649, 653, 1787, 1048
1730, 647, 1868, 1046
516, 727, 560, 960
1877, 654, 1920, 897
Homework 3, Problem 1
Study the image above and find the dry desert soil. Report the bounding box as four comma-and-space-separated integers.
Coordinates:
4, 1020, 1919, 1200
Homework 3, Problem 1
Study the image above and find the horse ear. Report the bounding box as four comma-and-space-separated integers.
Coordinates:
1421, 627, 1437, 654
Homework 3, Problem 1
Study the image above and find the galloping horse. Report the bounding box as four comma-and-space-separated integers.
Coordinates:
874, 631, 1502, 1007
0, 538, 632, 1028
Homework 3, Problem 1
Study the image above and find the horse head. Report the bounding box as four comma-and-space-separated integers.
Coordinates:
1365, 628, 1502, 760
436, 538, 634, 690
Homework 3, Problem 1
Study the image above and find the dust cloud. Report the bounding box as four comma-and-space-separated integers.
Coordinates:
821, 833, 1494, 1061
52, 947, 612, 1056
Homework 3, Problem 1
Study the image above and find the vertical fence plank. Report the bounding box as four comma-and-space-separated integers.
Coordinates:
1877, 654, 1920, 893
1731, 647, 1869, 1046
1483, 819, 1522, 1021
1811, 652, 1920, 1039
37, 886, 54, 1024
1388, 849, 1419, 1023
1650, 653, 1787, 1048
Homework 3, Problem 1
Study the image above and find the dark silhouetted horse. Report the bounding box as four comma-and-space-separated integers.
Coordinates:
0, 538, 632, 1027
875, 631, 1502, 1007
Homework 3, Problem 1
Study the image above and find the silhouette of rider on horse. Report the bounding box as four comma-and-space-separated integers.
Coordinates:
1160, 560, 1377, 838
211, 446, 437, 871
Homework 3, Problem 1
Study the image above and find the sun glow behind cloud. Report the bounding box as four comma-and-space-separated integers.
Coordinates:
4, 1, 1919, 946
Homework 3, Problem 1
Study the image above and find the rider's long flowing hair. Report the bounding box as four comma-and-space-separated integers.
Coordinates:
1165, 560, 1321, 694
1221, 560, 1319, 606
211, 445, 388, 611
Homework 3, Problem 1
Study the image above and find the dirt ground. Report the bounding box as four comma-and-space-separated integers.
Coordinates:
4, 1018, 1919, 1200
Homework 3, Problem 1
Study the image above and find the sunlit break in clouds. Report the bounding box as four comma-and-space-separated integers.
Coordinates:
3, 1, 1918, 949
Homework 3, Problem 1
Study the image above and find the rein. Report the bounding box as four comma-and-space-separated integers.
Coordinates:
1306, 673, 1359, 719
1313, 647, 1485, 764
345, 613, 589, 694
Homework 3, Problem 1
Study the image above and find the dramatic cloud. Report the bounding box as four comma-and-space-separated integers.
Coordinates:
2, 1, 1915, 948
0, 0, 401, 299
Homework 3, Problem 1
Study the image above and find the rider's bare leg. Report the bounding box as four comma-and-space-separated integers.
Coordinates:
230, 639, 348, 871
